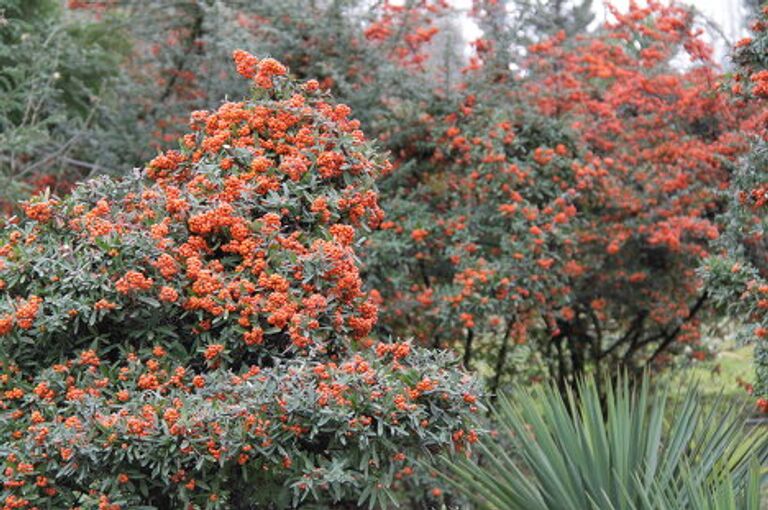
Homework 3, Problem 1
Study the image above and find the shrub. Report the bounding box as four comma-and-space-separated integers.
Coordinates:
0, 344, 477, 508
0, 52, 480, 509
1, 51, 386, 370
439, 374, 768, 510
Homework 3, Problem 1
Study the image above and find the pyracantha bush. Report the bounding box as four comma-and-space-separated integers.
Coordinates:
704, 5, 768, 401
2, 51, 387, 371
0, 345, 478, 509
368, 1, 746, 390
0, 51, 480, 509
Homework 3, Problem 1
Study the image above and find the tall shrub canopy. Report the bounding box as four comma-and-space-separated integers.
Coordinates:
368, 2, 746, 389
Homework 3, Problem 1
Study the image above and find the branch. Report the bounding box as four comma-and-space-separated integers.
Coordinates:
462, 327, 475, 369
647, 290, 709, 364
600, 310, 647, 359
490, 319, 515, 397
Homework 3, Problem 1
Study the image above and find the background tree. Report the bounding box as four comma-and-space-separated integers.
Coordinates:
0, 0, 128, 206
367, 1, 748, 393
510, 0, 595, 38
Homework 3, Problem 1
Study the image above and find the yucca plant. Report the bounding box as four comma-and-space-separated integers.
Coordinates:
439, 375, 768, 510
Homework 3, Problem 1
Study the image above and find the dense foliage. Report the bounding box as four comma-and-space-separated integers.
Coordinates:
705, 4, 768, 399
368, 1, 747, 391
2, 0, 768, 506
0, 0, 129, 205
7, 0, 745, 392
0, 52, 480, 509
